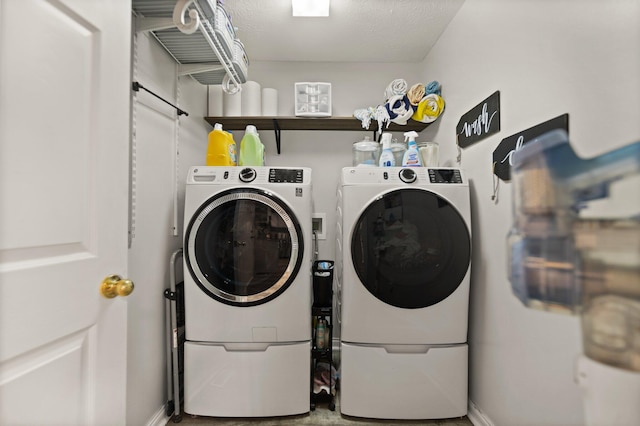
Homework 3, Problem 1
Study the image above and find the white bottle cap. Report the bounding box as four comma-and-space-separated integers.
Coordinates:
214, 123, 223, 131
245, 125, 257, 134
381, 133, 392, 149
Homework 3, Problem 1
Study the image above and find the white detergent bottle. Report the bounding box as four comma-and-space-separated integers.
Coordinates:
402, 131, 422, 167
378, 133, 395, 167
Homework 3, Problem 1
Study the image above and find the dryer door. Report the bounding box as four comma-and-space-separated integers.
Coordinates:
351, 188, 471, 309
185, 188, 304, 306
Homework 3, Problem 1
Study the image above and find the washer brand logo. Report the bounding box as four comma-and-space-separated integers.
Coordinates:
295, 188, 303, 197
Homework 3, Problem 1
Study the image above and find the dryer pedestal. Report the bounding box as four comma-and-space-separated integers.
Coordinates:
184, 341, 310, 417
340, 342, 468, 420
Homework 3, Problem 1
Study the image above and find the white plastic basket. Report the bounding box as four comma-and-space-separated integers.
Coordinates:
231, 39, 249, 84
295, 82, 331, 117
214, 4, 236, 58
197, 0, 236, 59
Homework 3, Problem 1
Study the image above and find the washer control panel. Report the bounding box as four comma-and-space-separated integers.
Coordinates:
268, 168, 304, 183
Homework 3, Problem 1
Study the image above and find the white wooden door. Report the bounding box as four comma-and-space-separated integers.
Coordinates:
0, 0, 132, 424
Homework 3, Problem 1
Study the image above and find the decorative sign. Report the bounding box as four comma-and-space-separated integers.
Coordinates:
492, 113, 569, 181
456, 91, 501, 148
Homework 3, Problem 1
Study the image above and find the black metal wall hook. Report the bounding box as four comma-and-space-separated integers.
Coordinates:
132, 81, 189, 117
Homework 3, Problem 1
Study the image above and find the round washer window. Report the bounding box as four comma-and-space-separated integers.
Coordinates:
351, 188, 471, 309
185, 188, 304, 306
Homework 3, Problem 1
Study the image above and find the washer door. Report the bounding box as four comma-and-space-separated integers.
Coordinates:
351, 188, 471, 309
185, 188, 304, 306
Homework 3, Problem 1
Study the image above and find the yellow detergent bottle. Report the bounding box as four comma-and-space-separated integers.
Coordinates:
206, 123, 236, 166
226, 130, 237, 165
238, 125, 265, 166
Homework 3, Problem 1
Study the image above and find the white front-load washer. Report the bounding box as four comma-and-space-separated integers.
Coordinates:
183, 166, 312, 417
337, 167, 472, 420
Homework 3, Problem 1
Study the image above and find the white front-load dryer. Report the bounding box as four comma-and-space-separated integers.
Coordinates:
337, 166, 472, 420
182, 166, 312, 417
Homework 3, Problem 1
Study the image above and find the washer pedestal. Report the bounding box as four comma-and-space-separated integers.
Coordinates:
184, 341, 310, 417
340, 342, 468, 420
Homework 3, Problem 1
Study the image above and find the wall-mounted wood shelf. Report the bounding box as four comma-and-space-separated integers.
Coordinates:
204, 116, 428, 132
204, 116, 430, 154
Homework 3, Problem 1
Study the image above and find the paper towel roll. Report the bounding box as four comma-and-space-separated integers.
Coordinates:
223, 91, 241, 116
262, 88, 278, 116
208, 85, 223, 116
241, 81, 261, 116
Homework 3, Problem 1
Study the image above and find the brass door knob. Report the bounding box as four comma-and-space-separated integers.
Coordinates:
100, 275, 135, 298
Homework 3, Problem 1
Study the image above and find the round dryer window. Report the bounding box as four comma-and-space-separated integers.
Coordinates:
351, 188, 471, 309
185, 188, 304, 306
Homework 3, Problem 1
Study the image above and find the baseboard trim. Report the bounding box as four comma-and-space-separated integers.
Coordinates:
468, 399, 495, 426
146, 405, 170, 426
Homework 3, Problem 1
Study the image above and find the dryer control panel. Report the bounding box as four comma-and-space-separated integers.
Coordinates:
341, 167, 466, 186
428, 168, 463, 184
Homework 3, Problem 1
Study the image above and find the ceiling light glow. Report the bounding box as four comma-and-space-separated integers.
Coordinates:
292, 0, 330, 17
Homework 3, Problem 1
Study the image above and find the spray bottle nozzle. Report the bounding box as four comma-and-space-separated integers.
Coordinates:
404, 131, 419, 145
380, 133, 393, 148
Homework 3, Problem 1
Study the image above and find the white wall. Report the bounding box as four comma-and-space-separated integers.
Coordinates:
126, 30, 209, 426
419, 0, 640, 425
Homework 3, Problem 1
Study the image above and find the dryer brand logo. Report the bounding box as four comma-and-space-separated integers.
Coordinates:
295, 188, 303, 197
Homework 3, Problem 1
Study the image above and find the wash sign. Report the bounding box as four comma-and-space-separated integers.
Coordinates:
456, 91, 501, 148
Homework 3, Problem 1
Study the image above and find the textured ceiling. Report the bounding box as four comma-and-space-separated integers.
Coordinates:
224, 0, 465, 63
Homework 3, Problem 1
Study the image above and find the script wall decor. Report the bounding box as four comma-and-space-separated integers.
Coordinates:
456, 91, 501, 149
492, 113, 569, 181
